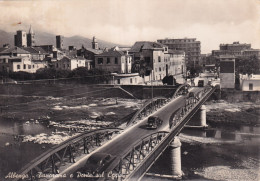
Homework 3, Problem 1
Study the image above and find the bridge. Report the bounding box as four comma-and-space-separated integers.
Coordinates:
15, 84, 218, 181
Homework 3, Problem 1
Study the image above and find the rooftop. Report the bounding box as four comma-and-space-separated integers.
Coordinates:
0, 47, 30, 54
129, 41, 166, 52
96, 49, 125, 57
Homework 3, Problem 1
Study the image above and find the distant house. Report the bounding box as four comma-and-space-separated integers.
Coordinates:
240, 74, 260, 91
0, 46, 31, 57
95, 48, 132, 74
77, 37, 104, 69
0, 56, 47, 73
54, 56, 89, 70
20, 47, 48, 60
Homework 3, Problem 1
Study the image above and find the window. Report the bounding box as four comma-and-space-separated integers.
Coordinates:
23, 64, 26, 69
17, 65, 20, 69
145, 57, 150, 64
63, 64, 66, 68
130, 78, 132, 84
33, 65, 35, 68
249, 83, 253, 90
159, 67, 161, 72
28, 65, 31, 69
158, 56, 161, 62
115, 57, 118, 64
98, 58, 103, 64
107, 58, 110, 64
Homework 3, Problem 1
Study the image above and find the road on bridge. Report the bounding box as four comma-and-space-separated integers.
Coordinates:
54, 87, 204, 181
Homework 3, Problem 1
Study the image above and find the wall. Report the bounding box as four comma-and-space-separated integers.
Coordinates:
153, 50, 166, 81
95, 56, 123, 73
220, 73, 235, 88
221, 89, 260, 102
241, 79, 260, 91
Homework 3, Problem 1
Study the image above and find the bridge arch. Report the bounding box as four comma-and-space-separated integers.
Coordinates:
172, 83, 190, 99
127, 97, 168, 126
15, 128, 122, 181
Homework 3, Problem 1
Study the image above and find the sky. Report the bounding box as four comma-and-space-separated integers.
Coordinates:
0, 0, 259, 53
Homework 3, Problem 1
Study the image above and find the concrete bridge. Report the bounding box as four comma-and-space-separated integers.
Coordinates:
15, 84, 218, 181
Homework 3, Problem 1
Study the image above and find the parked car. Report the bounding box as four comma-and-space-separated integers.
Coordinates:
188, 92, 195, 98
146, 116, 163, 129
81, 152, 116, 175
198, 80, 204, 87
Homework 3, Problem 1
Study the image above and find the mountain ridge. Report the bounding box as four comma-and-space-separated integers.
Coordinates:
0, 30, 127, 49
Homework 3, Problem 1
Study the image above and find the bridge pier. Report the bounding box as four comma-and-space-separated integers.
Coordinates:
169, 137, 183, 178
186, 105, 208, 128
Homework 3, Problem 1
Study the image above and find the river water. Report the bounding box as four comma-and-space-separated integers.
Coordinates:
144, 124, 260, 181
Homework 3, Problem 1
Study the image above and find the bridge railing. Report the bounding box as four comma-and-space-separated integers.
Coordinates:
127, 97, 168, 126
98, 85, 216, 181
15, 128, 122, 181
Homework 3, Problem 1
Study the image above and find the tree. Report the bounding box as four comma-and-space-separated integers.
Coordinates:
236, 55, 260, 75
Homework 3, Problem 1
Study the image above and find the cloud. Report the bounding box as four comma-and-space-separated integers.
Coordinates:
0, 0, 259, 53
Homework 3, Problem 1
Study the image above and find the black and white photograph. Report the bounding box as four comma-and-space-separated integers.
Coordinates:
0, 0, 259, 180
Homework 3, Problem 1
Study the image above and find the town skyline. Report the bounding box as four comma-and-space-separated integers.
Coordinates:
0, 0, 260, 54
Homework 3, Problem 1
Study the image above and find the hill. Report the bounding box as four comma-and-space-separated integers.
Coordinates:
0, 30, 125, 49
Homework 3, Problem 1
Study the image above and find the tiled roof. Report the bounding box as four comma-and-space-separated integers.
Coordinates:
97, 50, 125, 57
0, 47, 30, 54
21, 47, 48, 54
85, 48, 104, 54
129, 41, 166, 52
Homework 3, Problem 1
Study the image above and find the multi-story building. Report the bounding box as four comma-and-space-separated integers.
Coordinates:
129, 41, 186, 81
27, 25, 36, 47
157, 38, 201, 67
95, 48, 132, 74
56, 35, 64, 49
165, 49, 186, 77
14, 30, 27, 47
212, 42, 260, 58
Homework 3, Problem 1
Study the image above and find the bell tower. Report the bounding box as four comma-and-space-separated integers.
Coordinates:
27, 25, 35, 47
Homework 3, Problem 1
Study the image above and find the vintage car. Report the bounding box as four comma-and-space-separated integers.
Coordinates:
146, 116, 163, 129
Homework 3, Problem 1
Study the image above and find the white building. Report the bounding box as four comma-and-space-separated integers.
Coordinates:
240, 74, 260, 91
0, 56, 47, 73
54, 56, 89, 70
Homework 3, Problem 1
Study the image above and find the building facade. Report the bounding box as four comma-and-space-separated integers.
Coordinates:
165, 49, 186, 77
14, 30, 27, 47
95, 49, 132, 74
54, 56, 88, 70
27, 25, 36, 47
0, 56, 47, 73
157, 38, 201, 67
219, 55, 235, 89
212, 42, 260, 58
56, 35, 64, 49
